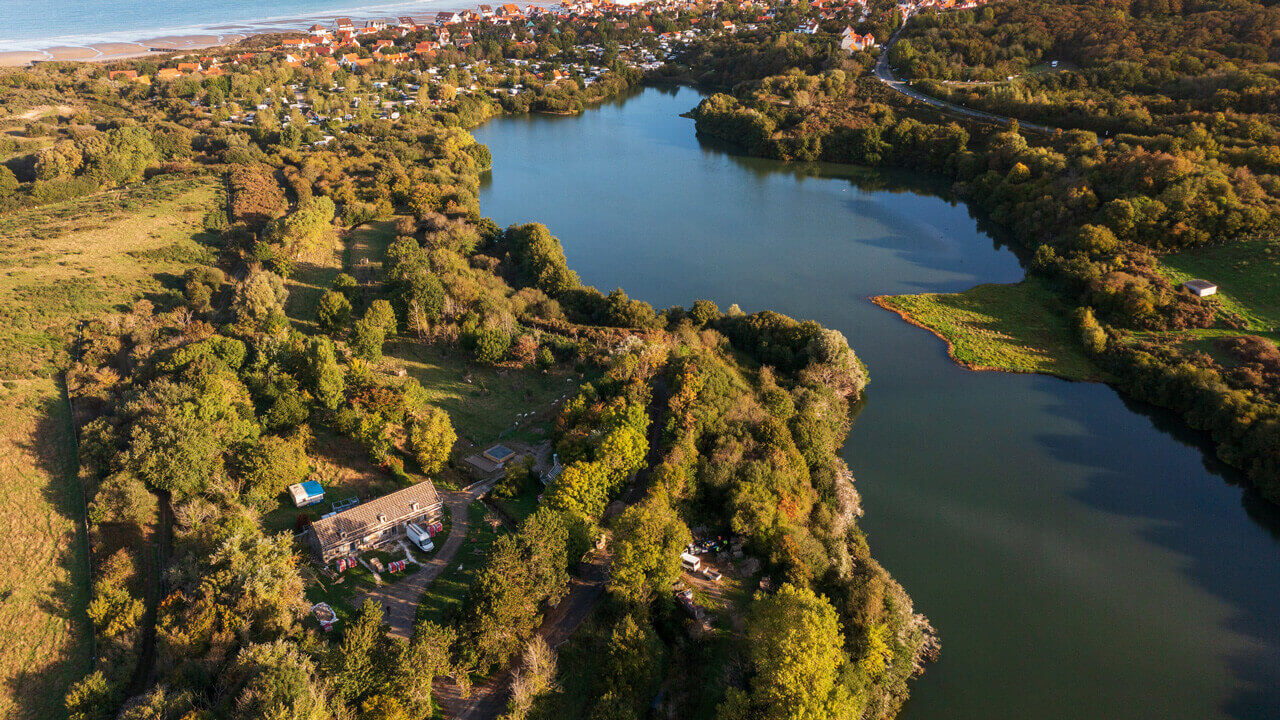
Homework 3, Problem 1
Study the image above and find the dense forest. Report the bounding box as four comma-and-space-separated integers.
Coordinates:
678, 0, 1280, 502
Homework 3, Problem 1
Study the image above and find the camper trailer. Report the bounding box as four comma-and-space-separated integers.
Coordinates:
681, 552, 701, 572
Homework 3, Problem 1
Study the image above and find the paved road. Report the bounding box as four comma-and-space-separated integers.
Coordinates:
360, 478, 494, 639
873, 14, 1059, 135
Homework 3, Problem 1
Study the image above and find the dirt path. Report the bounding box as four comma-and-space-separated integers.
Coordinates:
359, 478, 494, 639
438, 380, 670, 719
437, 551, 611, 720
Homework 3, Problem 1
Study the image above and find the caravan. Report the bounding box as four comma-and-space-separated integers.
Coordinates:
680, 552, 701, 572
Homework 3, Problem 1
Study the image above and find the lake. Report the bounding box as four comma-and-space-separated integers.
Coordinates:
471, 86, 1280, 720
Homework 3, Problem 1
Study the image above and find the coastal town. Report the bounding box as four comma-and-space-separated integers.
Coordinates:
96, 0, 990, 93
79, 0, 1018, 158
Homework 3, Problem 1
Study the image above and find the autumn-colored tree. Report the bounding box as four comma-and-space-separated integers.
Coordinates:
544, 460, 608, 518
306, 337, 346, 410
318, 289, 353, 334
608, 493, 691, 603
409, 407, 457, 475
719, 584, 855, 720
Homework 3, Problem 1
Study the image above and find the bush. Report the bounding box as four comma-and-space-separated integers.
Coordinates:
474, 328, 511, 364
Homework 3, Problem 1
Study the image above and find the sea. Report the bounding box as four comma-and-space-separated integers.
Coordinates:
0, 0, 463, 52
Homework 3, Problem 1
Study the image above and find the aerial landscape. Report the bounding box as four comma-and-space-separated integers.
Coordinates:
0, 0, 1277, 718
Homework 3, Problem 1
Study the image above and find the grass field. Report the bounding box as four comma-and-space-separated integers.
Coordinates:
1158, 238, 1280, 333
283, 228, 345, 331
386, 340, 585, 444
0, 175, 221, 377
0, 380, 90, 720
0, 176, 222, 718
489, 490, 540, 525
346, 215, 588, 446
874, 279, 1105, 381
347, 219, 398, 283
416, 501, 505, 626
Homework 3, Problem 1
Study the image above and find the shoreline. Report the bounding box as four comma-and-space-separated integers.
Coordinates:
0, 0, 535, 68
869, 292, 1104, 382
0, 35, 252, 67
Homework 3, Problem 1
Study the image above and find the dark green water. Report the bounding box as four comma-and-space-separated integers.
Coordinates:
471, 86, 1280, 720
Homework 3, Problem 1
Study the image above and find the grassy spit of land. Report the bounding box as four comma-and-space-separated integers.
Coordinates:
874, 279, 1106, 382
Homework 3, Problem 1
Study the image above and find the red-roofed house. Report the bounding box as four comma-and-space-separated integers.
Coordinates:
840, 27, 877, 52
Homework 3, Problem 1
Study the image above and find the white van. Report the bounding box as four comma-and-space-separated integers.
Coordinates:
680, 552, 701, 572
406, 523, 435, 552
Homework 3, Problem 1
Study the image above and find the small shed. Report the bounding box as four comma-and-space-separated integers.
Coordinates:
289, 481, 325, 508
1183, 279, 1218, 297
483, 444, 518, 465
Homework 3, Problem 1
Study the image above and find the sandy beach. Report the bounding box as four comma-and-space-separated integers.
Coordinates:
0, 0, 539, 69
0, 33, 250, 67
0, 0, 571, 68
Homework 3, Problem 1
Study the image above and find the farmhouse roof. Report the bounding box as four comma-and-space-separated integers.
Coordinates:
311, 481, 443, 550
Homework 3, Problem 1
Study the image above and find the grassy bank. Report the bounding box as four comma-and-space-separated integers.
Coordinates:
0, 175, 220, 377
874, 279, 1105, 381
386, 340, 584, 444
1158, 238, 1280, 334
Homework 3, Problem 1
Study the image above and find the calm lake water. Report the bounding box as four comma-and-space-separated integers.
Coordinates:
472, 86, 1280, 720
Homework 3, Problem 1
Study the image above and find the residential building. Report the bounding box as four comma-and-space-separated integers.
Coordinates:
309, 481, 444, 562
